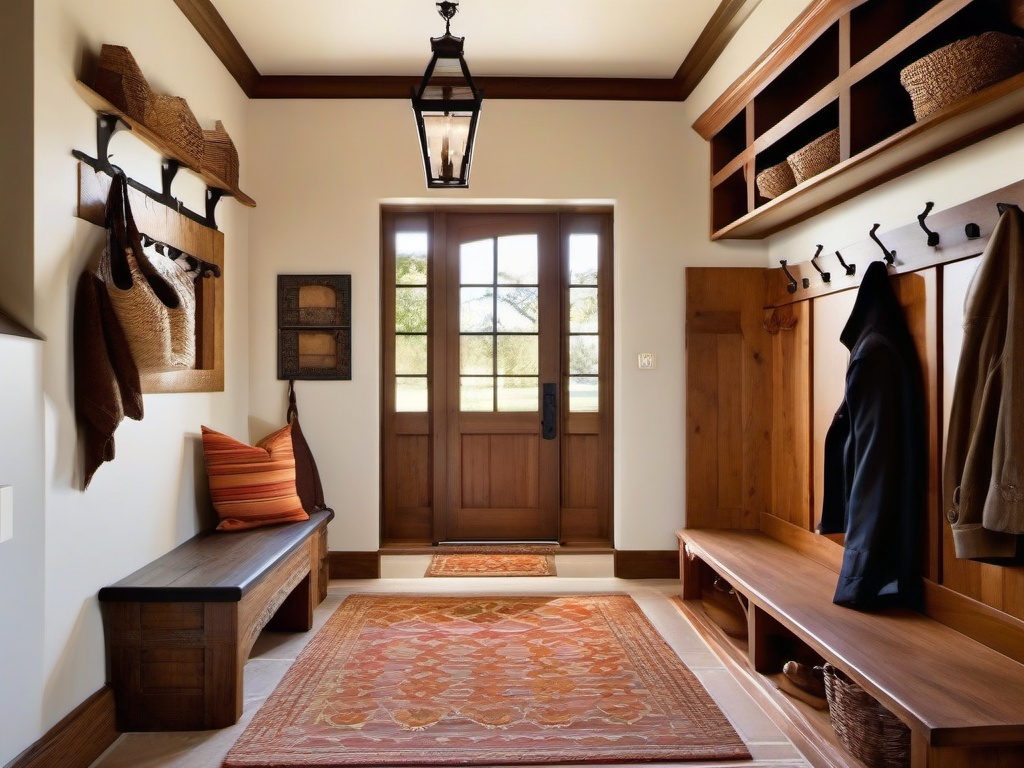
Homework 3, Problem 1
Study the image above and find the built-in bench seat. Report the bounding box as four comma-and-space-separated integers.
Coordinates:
677, 528, 1024, 767
99, 509, 333, 731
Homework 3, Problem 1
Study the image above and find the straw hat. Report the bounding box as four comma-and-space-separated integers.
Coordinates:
202, 121, 256, 207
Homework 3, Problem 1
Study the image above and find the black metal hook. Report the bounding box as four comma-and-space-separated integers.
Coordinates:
965, 222, 982, 240
997, 202, 1021, 215
834, 250, 856, 276
917, 202, 940, 247
810, 244, 831, 283
780, 260, 799, 294
869, 223, 896, 265
140, 233, 221, 279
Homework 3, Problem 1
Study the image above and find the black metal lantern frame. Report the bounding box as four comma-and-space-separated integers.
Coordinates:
411, 1, 483, 189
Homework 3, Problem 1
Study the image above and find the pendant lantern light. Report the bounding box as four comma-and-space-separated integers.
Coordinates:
411, 1, 483, 188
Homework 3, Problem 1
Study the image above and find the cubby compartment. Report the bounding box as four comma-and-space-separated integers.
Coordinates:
695, 0, 1024, 239
849, 0, 944, 65
754, 23, 839, 138
754, 101, 839, 208
711, 168, 750, 232
711, 110, 746, 175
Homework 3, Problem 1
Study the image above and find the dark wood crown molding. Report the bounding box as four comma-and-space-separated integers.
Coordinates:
178, 0, 759, 101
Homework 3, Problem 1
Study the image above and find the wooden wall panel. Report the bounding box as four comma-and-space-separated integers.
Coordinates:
685, 268, 772, 530
769, 302, 811, 528
810, 289, 856, 531
395, 436, 431, 508
563, 434, 599, 508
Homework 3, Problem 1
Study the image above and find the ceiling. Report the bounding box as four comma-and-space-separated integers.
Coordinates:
175, 0, 763, 100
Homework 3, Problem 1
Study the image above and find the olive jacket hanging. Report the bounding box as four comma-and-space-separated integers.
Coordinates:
818, 260, 927, 610
944, 205, 1024, 560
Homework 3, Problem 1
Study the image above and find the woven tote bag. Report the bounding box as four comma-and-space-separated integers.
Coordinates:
149, 246, 201, 369
98, 174, 185, 372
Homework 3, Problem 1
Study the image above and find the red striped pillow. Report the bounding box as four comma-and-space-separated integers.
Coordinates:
201, 424, 309, 532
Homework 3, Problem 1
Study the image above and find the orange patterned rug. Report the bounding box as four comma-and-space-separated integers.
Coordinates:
224, 595, 750, 766
425, 553, 556, 577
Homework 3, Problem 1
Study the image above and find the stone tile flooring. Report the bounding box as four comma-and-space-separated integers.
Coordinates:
90, 566, 809, 768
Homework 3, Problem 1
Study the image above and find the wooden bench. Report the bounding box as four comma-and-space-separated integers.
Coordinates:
677, 528, 1024, 768
99, 509, 333, 731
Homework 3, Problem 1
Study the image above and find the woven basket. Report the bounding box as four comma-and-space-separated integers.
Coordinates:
756, 160, 797, 200
788, 128, 840, 184
93, 44, 153, 121
142, 94, 205, 169
823, 664, 910, 768
900, 32, 1024, 121
202, 121, 256, 206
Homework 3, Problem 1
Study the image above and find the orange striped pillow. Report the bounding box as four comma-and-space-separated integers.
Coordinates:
201, 424, 309, 532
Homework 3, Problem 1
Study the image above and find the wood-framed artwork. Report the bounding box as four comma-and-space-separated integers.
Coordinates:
277, 274, 352, 380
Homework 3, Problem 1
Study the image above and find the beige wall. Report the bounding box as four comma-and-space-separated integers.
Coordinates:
247, 98, 765, 554
0, 0, 252, 761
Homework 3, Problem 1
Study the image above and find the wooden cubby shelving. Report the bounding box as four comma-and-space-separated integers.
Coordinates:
695, 0, 1024, 240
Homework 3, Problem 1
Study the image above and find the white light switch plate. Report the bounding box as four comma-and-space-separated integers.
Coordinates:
0, 485, 12, 543
637, 353, 656, 370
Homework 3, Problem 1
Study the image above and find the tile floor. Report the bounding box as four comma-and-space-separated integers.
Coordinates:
89, 557, 810, 768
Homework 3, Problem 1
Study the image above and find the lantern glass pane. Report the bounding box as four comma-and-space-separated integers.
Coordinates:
422, 113, 473, 182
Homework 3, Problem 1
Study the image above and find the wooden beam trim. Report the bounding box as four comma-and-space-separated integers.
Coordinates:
173, 0, 260, 96
6, 686, 118, 768
674, 0, 765, 101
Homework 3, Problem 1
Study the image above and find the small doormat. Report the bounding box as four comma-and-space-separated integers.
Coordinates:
425, 553, 556, 577
223, 594, 751, 766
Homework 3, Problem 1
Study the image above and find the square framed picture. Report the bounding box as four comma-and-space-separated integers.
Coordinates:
278, 328, 352, 380
277, 274, 352, 380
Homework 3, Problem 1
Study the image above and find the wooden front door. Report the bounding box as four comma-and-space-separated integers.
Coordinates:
443, 214, 561, 541
381, 208, 613, 547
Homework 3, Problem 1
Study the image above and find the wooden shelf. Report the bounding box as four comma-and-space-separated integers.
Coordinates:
695, 0, 1024, 240
74, 80, 256, 208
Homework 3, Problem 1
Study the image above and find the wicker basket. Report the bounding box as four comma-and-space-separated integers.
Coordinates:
900, 32, 1024, 121
823, 664, 910, 768
202, 121, 255, 206
788, 128, 840, 184
756, 160, 797, 200
93, 44, 153, 121
142, 94, 205, 170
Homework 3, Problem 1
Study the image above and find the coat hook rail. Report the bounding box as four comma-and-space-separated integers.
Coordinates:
810, 244, 831, 283
917, 202, 940, 247
140, 233, 221, 279
869, 223, 897, 265
73, 114, 223, 231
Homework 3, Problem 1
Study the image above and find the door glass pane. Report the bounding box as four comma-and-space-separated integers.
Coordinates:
497, 235, 538, 285
569, 335, 599, 375
396, 287, 428, 332
460, 239, 494, 285
460, 335, 493, 375
569, 376, 599, 412
396, 377, 428, 412
497, 335, 538, 375
461, 377, 493, 412
496, 287, 539, 332
396, 334, 428, 375
395, 232, 428, 284
569, 234, 599, 285
569, 288, 598, 333
497, 377, 538, 412
460, 287, 494, 332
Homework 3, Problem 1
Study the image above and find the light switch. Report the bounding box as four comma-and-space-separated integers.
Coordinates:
0, 485, 12, 543
637, 353, 656, 370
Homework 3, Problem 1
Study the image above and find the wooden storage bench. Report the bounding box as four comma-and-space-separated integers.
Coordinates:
99, 509, 333, 731
677, 528, 1024, 768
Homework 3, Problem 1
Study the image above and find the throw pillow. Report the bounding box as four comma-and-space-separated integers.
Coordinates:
201, 424, 309, 531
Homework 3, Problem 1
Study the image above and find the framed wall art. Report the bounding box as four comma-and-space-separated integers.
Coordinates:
277, 274, 351, 380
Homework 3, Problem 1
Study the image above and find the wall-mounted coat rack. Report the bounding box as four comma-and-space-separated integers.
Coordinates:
72, 81, 256, 231
764, 176, 1024, 307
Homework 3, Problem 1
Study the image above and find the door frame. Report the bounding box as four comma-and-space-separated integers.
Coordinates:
380, 204, 614, 547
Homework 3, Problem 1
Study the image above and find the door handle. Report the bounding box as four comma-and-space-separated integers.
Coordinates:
542, 383, 557, 440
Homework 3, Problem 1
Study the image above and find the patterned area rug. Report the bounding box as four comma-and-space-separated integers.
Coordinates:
425, 553, 556, 577
223, 595, 751, 766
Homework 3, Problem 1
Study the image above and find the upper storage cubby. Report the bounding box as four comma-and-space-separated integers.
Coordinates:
694, 0, 1024, 240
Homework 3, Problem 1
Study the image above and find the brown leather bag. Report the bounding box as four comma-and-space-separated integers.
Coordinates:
287, 380, 330, 513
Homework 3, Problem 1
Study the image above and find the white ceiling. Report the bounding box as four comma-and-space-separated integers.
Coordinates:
210, 0, 725, 79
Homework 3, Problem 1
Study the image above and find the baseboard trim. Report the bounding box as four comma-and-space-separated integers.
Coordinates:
329, 551, 381, 579
5, 686, 118, 768
614, 550, 679, 579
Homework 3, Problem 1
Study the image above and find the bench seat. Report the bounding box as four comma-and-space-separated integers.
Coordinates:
678, 528, 1024, 766
99, 510, 333, 731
